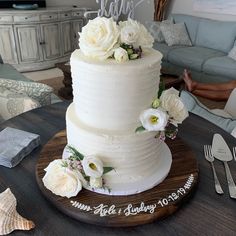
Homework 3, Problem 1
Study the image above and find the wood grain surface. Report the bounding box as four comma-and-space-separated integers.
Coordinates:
36, 130, 198, 227
0, 102, 236, 235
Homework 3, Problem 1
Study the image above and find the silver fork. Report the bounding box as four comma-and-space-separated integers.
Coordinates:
233, 147, 236, 161
204, 145, 224, 194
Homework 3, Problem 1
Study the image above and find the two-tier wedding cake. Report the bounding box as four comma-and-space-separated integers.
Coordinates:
43, 17, 188, 197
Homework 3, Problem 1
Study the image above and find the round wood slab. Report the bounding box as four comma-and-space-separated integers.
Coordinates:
36, 130, 199, 227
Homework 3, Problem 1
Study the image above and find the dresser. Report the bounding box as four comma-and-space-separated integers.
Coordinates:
0, 7, 89, 72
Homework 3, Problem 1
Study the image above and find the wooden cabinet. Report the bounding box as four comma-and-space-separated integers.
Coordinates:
61, 21, 72, 56
41, 23, 61, 60
15, 25, 43, 63
0, 7, 88, 72
72, 19, 84, 50
0, 25, 17, 64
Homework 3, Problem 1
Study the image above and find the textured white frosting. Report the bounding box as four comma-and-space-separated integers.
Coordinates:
67, 48, 171, 195
70, 49, 162, 132
66, 104, 171, 193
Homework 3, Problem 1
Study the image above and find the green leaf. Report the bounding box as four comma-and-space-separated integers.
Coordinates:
158, 77, 165, 98
135, 126, 146, 133
130, 54, 138, 60
67, 145, 84, 161
103, 167, 114, 175
61, 160, 68, 168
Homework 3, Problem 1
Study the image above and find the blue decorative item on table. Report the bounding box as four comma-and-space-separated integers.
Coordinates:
12, 4, 39, 10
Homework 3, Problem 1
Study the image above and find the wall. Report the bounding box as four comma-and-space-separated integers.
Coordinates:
133, 0, 154, 24
46, 0, 99, 9
168, 0, 236, 21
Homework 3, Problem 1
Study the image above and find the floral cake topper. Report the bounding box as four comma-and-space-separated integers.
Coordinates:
79, 17, 154, 62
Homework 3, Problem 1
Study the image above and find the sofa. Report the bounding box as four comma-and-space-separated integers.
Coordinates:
0, 54, 61, 123
153, 14, 236, 83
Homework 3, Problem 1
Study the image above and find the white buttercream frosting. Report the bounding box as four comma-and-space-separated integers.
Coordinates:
67, 47, 171, 195
66, 103, 165, 186
70, 49, 162, 132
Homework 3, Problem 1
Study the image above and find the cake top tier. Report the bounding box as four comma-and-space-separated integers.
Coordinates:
78, 17, 155, 62
71, 48, 162, 70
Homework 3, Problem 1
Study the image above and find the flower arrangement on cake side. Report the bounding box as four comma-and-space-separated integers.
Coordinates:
42, 146, 114, 198
79, 16, 154, 62
136, 86, 189, 140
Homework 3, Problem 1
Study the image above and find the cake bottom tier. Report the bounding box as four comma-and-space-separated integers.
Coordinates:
66, 103, 172, 195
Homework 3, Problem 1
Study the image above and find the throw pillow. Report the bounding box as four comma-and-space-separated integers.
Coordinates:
0, 87, 41, 121
145, 19, 173, 43
0, 79, 53, 106
228, 46, 236, 61
160, 22, 192, 47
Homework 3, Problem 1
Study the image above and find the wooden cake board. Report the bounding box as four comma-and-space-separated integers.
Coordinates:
36, 130, 199, 227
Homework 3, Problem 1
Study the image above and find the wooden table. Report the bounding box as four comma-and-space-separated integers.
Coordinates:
55, 62, 73, 100
0, 102, 236, 235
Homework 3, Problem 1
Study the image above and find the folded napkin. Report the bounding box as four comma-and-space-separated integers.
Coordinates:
0, 127, 40, 168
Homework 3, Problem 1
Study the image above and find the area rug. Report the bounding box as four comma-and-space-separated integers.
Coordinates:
40, 77, 65, 100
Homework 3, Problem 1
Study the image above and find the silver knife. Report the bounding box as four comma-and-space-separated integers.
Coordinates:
212, 134, 236, 199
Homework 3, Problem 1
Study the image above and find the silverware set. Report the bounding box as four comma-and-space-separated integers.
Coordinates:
204, 134, 236, 199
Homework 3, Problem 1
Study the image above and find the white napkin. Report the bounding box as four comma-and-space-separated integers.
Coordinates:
0, 127, 40, 168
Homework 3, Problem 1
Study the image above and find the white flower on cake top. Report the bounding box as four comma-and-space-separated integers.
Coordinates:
79, 17, 154, 62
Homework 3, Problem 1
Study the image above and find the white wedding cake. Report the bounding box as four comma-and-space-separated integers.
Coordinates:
43, 17, 188, 198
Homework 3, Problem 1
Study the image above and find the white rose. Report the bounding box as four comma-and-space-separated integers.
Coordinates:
160, 87, 189, 125
119, 18, 154, 49
42, 159, 82, 198
140, 108, 169, 131
82, 155, 104, 178
90, 177, 103, 189
114, 47, 129, 63
79, 17, 120, 60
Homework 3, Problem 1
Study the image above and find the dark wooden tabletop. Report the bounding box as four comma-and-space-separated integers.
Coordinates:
0, 101, 236, 236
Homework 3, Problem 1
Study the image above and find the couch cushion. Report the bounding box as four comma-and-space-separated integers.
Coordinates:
0, 87, 41, 121
168, 46, 225, 71
160, 22, 192, 46
203, 56, 236, 80
153, 42, 185, 61
145, 21, 165, 43
0, 64, 30, 81
172, 14, 201, 44
195, 19, 236, 53
0, 78, 53, 106
145, 19, 173, 43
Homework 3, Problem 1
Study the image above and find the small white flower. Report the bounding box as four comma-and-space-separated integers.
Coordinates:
79, 17, 120, 60
119, 18, 154, 49
114, 47, 129, 63
160, 87, 189, 125
82, 155, 104, 178
140, 108, 169, 131
90, 177, 103, 188
42, 159, 82, 198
